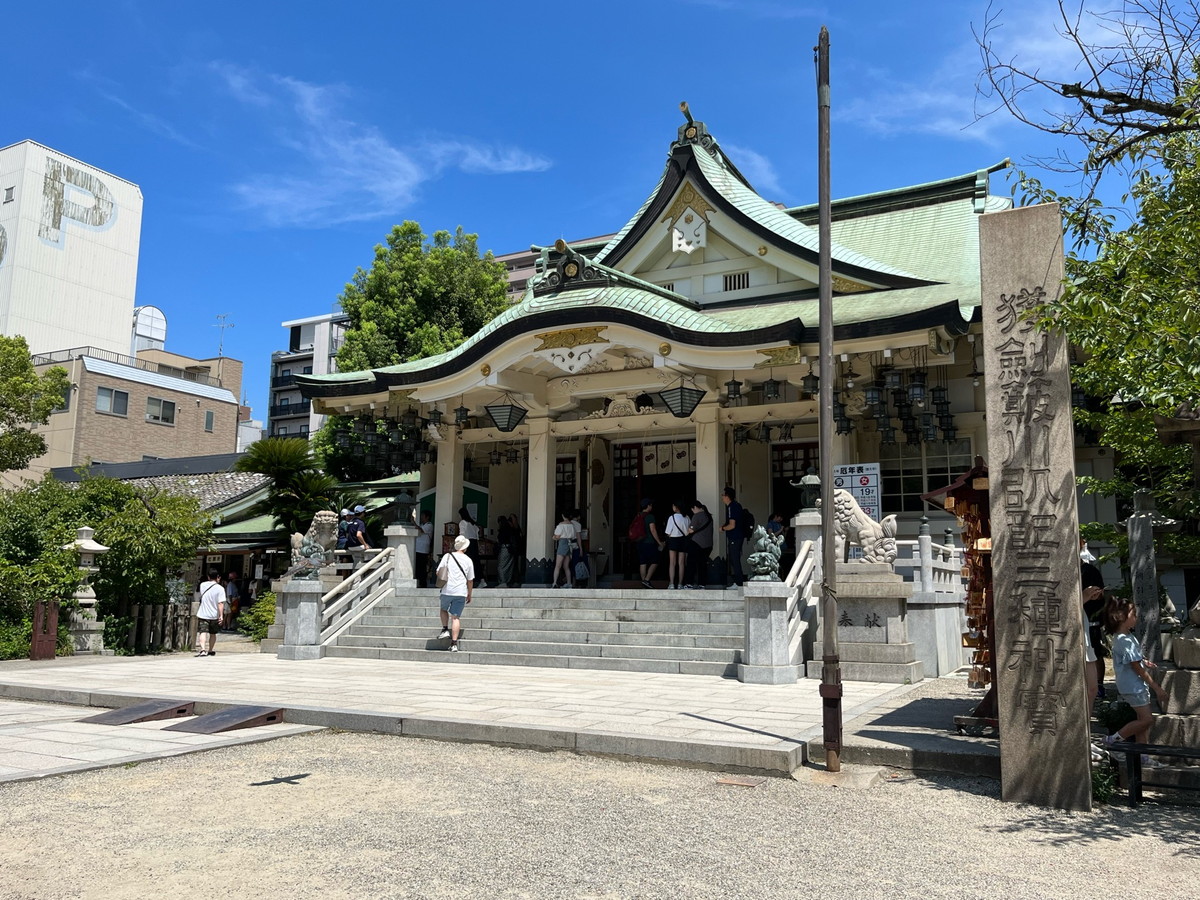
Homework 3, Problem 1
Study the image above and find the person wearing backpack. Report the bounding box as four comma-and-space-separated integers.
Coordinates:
720, 487, 746, 589
630, 498, 664, 588
195, 568, 226, 657
684, 500, 714, 588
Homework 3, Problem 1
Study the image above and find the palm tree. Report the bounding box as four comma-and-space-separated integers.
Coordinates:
237, 438, 339, 534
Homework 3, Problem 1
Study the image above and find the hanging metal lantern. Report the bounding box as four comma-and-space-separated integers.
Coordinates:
879, 425, 897, 445
454, 405, 471, 426
725, 377, 743, 401
352, 417, 370, 435
939, 414, 956, 430
400, 408, 418, 428
759, 425, 773, 443
485, 396, 529, 432
863, 382, 883, 408
762, 378, 783, 402
506, 447, 519, 464
844, 365, 861, 390
942, 426, 958, 443
489, 449, 502, 465
801, 369, 819, 396
884, 369, 903, 391
1071, 385, 1087, 409
930, 385, 949, 407
907, 370, 927, 407
777, 423, 794, 442
658, 381, 706, 418
835, 415, 855, 435
334, 428, 351, 449
427, 407, 443, 426
733, 425, 751, 444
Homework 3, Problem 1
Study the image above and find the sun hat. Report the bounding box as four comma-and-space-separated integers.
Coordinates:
453, 535, 470, 551
340, 508, 350, 516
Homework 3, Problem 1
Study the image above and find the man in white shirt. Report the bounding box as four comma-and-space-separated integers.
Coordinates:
195, 568, 226, 658
415, 510, 434, 588
435, 535, 474, 652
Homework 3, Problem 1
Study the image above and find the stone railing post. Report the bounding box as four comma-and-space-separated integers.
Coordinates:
917, 516, 934, 594
276, 578, 326, 661
738, 582, 800, 684
385, 525, 418, 590
791, 508, 823, 591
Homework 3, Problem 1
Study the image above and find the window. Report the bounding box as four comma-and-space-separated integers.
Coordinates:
3, 187, 13, 203
276, 426, 288, 435
52, 390, 71, 414
723, 271, 750, 292
660, 281, 675, 292
299, 425, 309, 437
302, 365, 312, 375
96, 387, 128, 416
280, 368, 291, 377
204, 410, 215, 432
145, 397, 176, 425
279, 396, 290, 406
880, 438, 973, 513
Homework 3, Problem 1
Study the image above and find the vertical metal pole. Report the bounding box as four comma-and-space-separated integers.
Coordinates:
816, 25, 843, 772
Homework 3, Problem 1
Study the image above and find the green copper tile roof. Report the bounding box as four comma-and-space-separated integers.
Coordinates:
594, 141, 923, 284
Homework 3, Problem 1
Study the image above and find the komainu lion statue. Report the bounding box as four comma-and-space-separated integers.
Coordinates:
828, 489, 897, 565
747, 526, 784, 581
289, 510, 340, 577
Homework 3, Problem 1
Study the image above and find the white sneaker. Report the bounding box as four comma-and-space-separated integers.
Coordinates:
449, 642, 460, 653
668, 583, 677, 590
437, 629, 451, 639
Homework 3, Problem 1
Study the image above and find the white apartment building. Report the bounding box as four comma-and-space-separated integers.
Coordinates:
268, 311, 348, 438
0, 141, 143, 356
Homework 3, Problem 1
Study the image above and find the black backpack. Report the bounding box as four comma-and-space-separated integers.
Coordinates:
739, 507, 756, 532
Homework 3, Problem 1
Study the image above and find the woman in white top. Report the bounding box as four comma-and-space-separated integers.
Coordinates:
664, 501, 691, 590
551, 511, 576, 588
458, 507, 485, 588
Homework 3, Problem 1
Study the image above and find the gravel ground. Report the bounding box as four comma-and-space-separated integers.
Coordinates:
1, 730, 1196, 900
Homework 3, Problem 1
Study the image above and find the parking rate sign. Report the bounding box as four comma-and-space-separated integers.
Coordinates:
832, 463, 880, 521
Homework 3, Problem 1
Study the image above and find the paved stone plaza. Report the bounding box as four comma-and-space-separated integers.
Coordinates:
0, 653, 922, 777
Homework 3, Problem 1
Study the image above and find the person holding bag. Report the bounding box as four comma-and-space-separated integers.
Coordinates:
435, 535, 474, 652
664, 500, 691, 590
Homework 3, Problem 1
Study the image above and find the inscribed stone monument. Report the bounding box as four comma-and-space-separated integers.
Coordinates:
980, 203, 1092, 812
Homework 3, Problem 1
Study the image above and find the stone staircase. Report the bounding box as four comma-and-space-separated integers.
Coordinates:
1143, 622, 1200, 794
324, 587, 745, 676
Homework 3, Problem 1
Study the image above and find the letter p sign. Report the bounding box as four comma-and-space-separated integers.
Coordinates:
39, 157, 114, 246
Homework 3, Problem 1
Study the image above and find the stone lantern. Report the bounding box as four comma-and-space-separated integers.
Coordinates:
393, 489, 416, 524
63, 526, 112, 655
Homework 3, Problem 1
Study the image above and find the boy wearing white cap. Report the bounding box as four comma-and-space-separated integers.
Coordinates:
435, 535, 474, 652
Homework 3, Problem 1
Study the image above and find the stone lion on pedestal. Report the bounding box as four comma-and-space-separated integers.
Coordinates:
747, 526, 784, 581
826, 489, 897, 565
289, 510, 340, 576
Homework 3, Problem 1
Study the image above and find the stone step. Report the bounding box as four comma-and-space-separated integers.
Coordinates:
357, 614, 742, 637
1162, 669, 1200, 715
333, 633, 742, 664
1169, 634, 1200, 669
323, 643, 738, 677
804, 658, 924, 685
377, 595, 744, 613
367, 606, 743, 625
1151, 714, 1200, 755
348, 624, 743, 650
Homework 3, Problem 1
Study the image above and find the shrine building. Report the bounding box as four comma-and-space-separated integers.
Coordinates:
297, 113, 1051, 583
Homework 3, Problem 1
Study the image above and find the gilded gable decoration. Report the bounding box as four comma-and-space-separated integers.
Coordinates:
832, 276, 871, 294
661, 182, 714, 255
532, 326, 611, 375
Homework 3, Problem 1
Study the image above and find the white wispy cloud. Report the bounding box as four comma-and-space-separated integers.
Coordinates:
722, 142, 785, 198
214, 64, 551, 228
837, 1, 1094, 144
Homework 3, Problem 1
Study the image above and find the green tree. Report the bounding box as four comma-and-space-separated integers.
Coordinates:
0, 474, 211, 656
335, 222, 509, 371
315, 221, 509, 479
0, 335, 71, 472
236, 438, 338, 534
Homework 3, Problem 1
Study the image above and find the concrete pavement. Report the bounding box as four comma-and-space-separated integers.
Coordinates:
0, 651, 998, 778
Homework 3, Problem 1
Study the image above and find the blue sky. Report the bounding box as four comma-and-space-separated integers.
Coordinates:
3, 0, 1087, 419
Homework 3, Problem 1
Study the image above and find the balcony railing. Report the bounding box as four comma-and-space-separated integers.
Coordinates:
30, 346, 222, 387
270, 401, 311, 418
272, 374, 298, 388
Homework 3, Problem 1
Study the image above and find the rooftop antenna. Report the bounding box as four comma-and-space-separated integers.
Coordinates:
214, 314, 235, 358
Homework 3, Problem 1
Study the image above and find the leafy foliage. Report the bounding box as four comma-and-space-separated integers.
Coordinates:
236, 437, 338, 534
238, 589, 276, 642
0, 334, 71, 472
0, 475, 211, 655
335, 222, 509, 371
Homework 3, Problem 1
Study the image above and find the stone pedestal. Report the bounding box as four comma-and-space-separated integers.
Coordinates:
277, 580, 326, 661
738, 581, 799, 684
805, 564, 923, 684
67, 606, 112, 655
385, 524, 419, 590
907, 592, 965, 677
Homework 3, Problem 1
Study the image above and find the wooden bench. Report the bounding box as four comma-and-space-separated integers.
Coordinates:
1106, 741, 1200, 804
